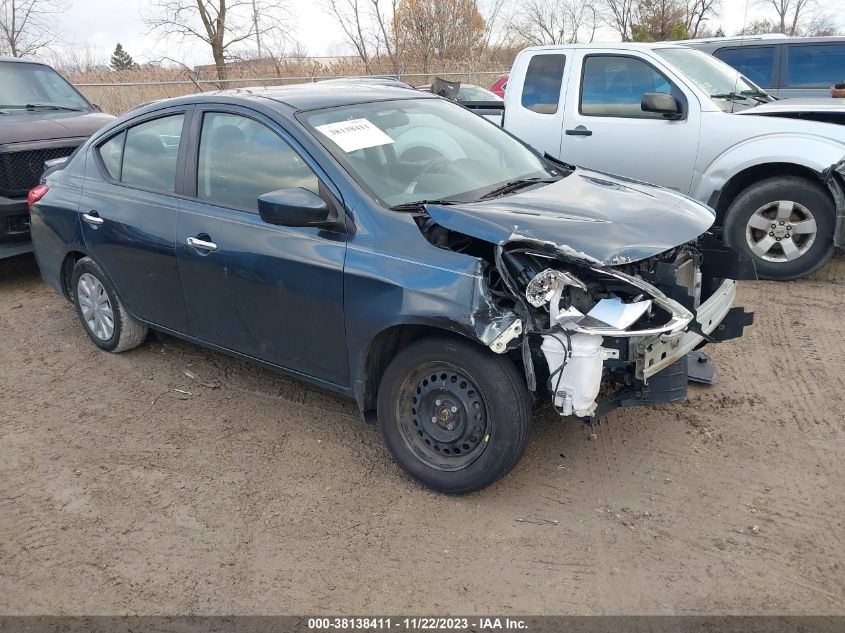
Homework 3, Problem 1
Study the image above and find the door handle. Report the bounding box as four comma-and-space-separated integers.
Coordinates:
187, 236, 218, 252
565, 127, 593, 136
82, 212, 104, 226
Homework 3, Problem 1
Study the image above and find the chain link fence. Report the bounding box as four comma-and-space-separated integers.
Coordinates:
73, 70, 508, 115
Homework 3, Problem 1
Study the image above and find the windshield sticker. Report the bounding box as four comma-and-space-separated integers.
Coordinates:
315, 118, 395, 153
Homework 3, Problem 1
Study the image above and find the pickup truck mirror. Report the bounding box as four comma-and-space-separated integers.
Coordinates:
257, 188, 336, 228
641, 92, 682, 119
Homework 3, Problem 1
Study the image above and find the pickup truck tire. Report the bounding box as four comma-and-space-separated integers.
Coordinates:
71, 257, 148, 353
377, 336, 532, 494
724, 176, 835, 280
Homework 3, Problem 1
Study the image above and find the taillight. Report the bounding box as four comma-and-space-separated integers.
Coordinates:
28, 184, 49, 213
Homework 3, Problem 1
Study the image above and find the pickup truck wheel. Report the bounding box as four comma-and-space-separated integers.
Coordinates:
377, 337, 531, 494
72, 257, 148, 353
724, 176, 835, 280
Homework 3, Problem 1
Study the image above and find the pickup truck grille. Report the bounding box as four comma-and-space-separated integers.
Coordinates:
0, 146, 77, 198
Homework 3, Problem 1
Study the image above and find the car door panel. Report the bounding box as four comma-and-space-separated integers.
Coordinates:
503, 51, 570, 156
560, 50, 701, 194
176, 204, 348, 385
79, 109, 190, 332
175, 107, 349, 386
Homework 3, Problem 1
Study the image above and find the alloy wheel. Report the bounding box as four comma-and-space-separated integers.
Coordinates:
745, 200, 817, 263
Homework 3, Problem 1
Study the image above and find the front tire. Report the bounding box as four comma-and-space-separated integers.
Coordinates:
723, 176, 835, 280
72, 257, 148, 353
377, 336, 532, 494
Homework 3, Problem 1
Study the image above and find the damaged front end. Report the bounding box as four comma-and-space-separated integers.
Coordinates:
419, 207, 756, 420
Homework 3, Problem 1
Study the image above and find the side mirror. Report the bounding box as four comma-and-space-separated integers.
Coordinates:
257, 188, 336, 228
641, 92, 682, 119
92, 103, 103, 112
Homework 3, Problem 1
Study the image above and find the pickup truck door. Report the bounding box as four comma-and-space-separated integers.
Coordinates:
503, 50, 570, 157
559, 50, 700, 194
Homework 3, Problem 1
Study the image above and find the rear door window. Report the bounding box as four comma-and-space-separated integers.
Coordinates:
521, 54, 566, 114
714, 46, 776, 87
118, 115, 185, 193
97, 131, 125, 180
196, 112, 319, 212
786, 43, 845, 87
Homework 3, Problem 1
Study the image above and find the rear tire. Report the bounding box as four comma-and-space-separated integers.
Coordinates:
72, 257, 148, 353
377, 336, 532, 494
723, 176, 835, 280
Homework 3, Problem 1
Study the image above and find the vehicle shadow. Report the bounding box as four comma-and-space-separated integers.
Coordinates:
0, 253, 40, 289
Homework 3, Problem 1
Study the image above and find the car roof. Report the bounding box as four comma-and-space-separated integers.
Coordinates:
522, 42, 685, 53
130, 82, 434, 115
683, 35, 845, 49
0, 56, 50, 64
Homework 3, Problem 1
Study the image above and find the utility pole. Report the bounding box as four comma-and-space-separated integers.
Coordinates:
252, 0, 262, 58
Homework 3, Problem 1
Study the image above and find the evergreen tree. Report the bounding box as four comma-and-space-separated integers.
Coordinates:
714, 26, 726, 37
110, 43, 136, 70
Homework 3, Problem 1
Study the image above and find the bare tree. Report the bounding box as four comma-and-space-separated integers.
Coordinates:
685, 0, 719, 38
511, 0, 597, 45
802, 11, 839, 36
322, 0, 403, 74
0, 0, 63, 57
632, 0, 687, 41
754, 0, 814, 36
394, 0, 486, 72
323, 0, 374, 72
144, 0, 290, 80
601, 0, 636, 41
735, 16, 778, 35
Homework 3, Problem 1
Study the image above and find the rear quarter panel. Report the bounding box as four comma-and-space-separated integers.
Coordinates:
30, 150, 89, 294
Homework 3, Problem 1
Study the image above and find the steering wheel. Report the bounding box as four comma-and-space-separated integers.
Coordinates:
418, 155, 455, 178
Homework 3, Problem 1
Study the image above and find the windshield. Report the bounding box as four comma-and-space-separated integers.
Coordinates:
302, 98, 556, 207
655, 47, 772, 110
0, 62, 92, 111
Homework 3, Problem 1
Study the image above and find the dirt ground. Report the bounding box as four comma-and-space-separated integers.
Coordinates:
1, 251, 843, 616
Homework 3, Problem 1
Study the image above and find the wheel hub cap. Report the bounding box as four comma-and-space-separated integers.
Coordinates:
77, 273, 115, 341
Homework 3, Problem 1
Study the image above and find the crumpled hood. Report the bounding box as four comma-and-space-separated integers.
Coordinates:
426, 168, 715, 265
0, 110, 114, 145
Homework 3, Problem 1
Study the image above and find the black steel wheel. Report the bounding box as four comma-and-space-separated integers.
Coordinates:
377, 336, 532, 494
398, 362, 490, 471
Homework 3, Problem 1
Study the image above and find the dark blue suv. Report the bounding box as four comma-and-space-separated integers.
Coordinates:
29, 84, 753, 493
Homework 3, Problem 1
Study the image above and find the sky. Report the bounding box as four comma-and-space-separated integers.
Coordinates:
50, 0, 842, 68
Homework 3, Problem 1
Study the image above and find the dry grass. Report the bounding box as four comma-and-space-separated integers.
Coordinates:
66, 58, 509, 114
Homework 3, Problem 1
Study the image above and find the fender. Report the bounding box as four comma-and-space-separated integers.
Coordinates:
692, 132, 845, 204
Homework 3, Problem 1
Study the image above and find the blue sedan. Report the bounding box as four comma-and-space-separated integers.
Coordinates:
29, 83, 753, 493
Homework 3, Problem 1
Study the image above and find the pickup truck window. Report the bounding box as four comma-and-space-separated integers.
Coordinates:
714, 46, 776, 88
580, 55, 672, 118
786, 43, 845, 88
521, 54, 566, 114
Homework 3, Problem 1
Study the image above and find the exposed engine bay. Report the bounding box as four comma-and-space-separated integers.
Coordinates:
416, 214, 756, 419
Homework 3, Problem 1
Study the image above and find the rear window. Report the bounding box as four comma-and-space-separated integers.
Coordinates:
787, 43, 845, 87
96, 114, 184, 193
98, 131, 125, 180
715, 46, 776, 87
521, 54, 566, 114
